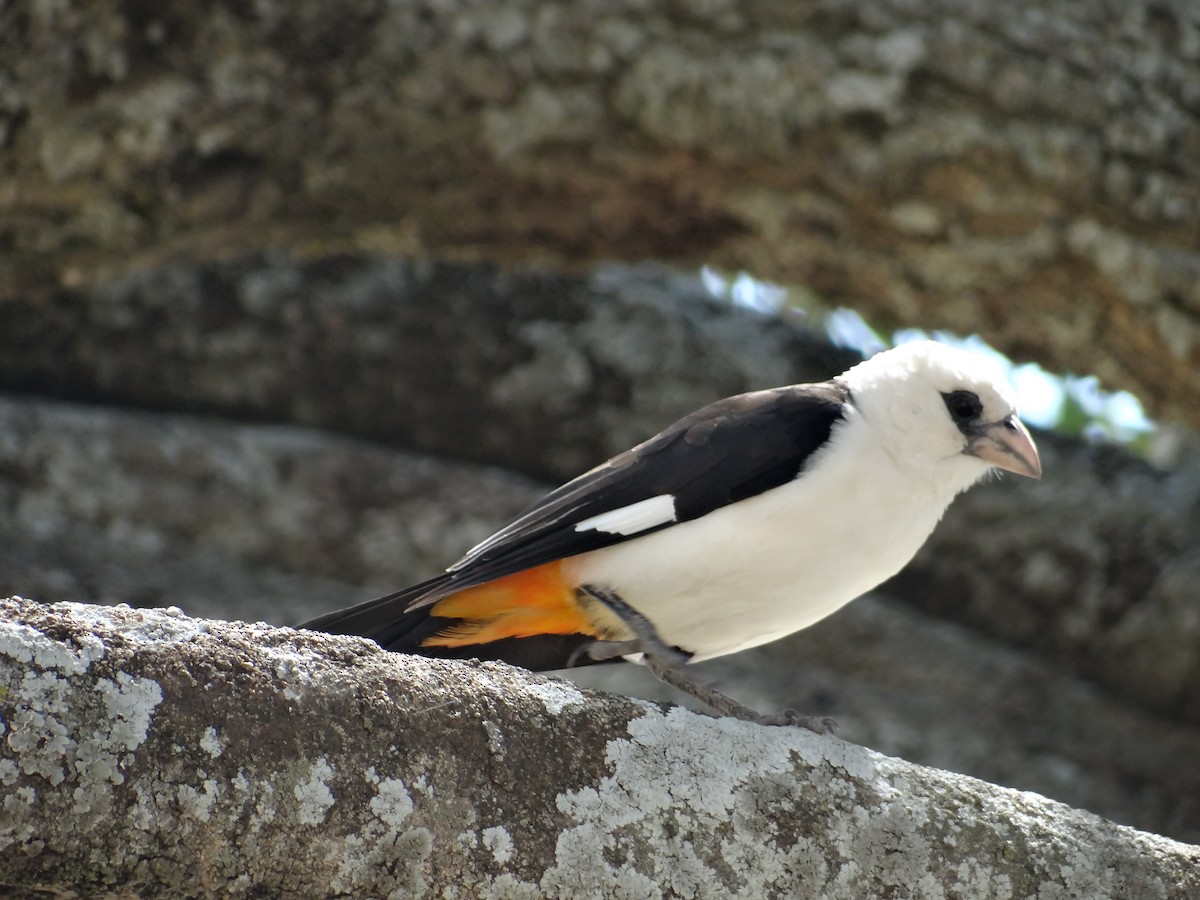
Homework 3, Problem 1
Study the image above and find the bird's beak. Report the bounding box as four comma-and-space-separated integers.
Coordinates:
966, 416, 1042, 479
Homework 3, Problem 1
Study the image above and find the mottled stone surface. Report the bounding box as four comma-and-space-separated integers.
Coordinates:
0, 256, 854, 482
2, 598, 1197, 898
5, 1, 1200, 427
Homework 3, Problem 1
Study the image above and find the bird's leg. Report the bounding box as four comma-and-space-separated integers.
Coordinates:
574, 585, 838, 735
568, 587, 691, 668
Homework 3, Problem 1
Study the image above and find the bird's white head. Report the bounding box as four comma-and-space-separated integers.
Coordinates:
837, 340, 1042, 492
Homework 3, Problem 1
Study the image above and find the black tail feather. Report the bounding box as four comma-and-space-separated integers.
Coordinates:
299, 574, 453, 651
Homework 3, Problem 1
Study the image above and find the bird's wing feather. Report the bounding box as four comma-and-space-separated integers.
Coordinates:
406, 381, 851, 609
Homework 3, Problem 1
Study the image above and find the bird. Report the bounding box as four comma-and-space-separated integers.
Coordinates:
301, 340, 1041, 731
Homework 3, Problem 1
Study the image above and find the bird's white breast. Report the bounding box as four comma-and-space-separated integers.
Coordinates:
564, 412, 966, 662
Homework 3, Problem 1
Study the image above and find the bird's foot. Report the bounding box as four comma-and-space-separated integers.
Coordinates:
576, 585, 836, 734
752, 708, 840, 735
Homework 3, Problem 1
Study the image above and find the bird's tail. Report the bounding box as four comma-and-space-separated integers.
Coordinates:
300, 574, 456, 653
298, 564, 606, 672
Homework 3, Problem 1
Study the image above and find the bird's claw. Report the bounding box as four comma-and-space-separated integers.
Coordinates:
756, 709, 839, 735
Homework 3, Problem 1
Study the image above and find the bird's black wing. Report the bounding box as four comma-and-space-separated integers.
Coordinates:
414, 380, 851, 606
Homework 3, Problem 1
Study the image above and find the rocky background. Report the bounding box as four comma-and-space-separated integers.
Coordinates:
3, 0, 1199, 869
5, 596, 1197, 898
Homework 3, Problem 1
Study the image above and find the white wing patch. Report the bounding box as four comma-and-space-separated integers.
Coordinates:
574, 494, 677, 536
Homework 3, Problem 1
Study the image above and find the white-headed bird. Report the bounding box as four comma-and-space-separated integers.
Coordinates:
303, 340, 1041, 731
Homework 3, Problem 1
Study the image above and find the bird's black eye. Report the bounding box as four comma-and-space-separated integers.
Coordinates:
942, 390, 982, 424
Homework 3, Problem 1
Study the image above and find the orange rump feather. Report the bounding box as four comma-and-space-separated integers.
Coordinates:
423, 561, 598, 648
